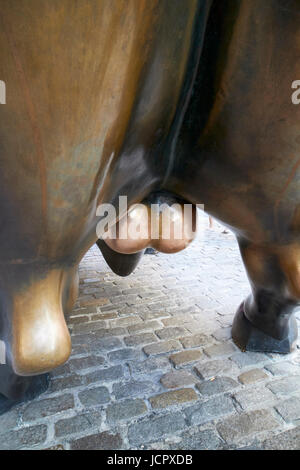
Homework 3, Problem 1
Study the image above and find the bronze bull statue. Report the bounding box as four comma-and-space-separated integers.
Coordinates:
0, 0, 299, 406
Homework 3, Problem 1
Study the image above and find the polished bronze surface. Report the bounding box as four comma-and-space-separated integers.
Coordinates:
0, 0, 299, 400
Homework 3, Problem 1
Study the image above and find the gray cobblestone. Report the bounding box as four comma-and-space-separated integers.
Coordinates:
275, 396, 300, 423
265, 361, 300, 376
156, 327, 187, 340
106, 399, 147, 424
217, 409, 280, 444
90, 336, 122, 352
0, 408, 20, 434
197, 377, 239, 396
0, 425, 47, 450
194, 358, 238, 379
129, 357, 171, 376
262, 426, 300, 450
204, 342, 237, 358
231, 352, 270, 368
185, 395, 236, 426
180, 333, 214, 349
128, 320, 162, 334
55, 411, 102, 437
128, 412, 186, 445
170, 349, 203, 366
124, 332, 157, 346
69, 355, 105, 371
23, 394, 74, 421
70, 431, 123, 450
179, 429, 224, 450
49, 374, 84, 392
113, 380, 158, 400
108, 348, 145, 363
78, 387, 110, 406
160, 370, 198, 389
144, 340, 181, 356
233, 386, 275, 410
83, 365, 124, 384
267, 376, 300, 396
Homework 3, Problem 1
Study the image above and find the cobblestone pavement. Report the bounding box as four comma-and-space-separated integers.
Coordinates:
0, 216, 300, 450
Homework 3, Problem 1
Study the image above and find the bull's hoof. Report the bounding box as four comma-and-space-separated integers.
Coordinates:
0, 373, 49, 416
232, 303, 298, 354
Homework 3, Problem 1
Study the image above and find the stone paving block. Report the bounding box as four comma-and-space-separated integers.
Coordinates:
128, 320, 162, 334
68, 315, 90, 325
70, 431, 122, 450
78, 298, 109, 308
83, 365, 124, 385
129, 357, 171, 376
204, 342, 236, 358
180, 334, 214, 349
231, 352, 270, 368
238, 368, 269, 384
184, 320, 216, 334
170, 349, 203, 366
144, 340, 181, 356
262, 427, 300, 450
0, 408, 20, 434
78, 387, 110, 407
179, 429, 223, 450
113, 380, 158, 400
0, 424, 48, 450
161, 315, 194, 327
184, 395, 235, 426
160, 370, 198, 389
124, 332, 157, 347
50, 362, 71, 378
197, 377, 239, 396
90, 336, 122, 352
91, 311, 118, 320
49, 374, 84, 392
69, 356, 105, 371
275, 396, 300, 423
212, 327, 232, 342
217, 409, 280, 444
55, 411, 102, 437
128, 412, 186, 446
264, 361, 300, 376
140, 311, 170, 321
23, 394, 74, 421
71, 332, 94, 346
92, 327, 127, 338
194, 358, 238, 380
150, 388, 198, 409
267, 376, 300, 396
106, 399, 147, 424
111, 316, 142, 327
233, 386, 275, 410
107, 348, 145, 363
156, 327, 187, 340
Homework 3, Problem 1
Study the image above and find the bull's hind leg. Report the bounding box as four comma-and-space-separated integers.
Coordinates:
232, 240, 299, 353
